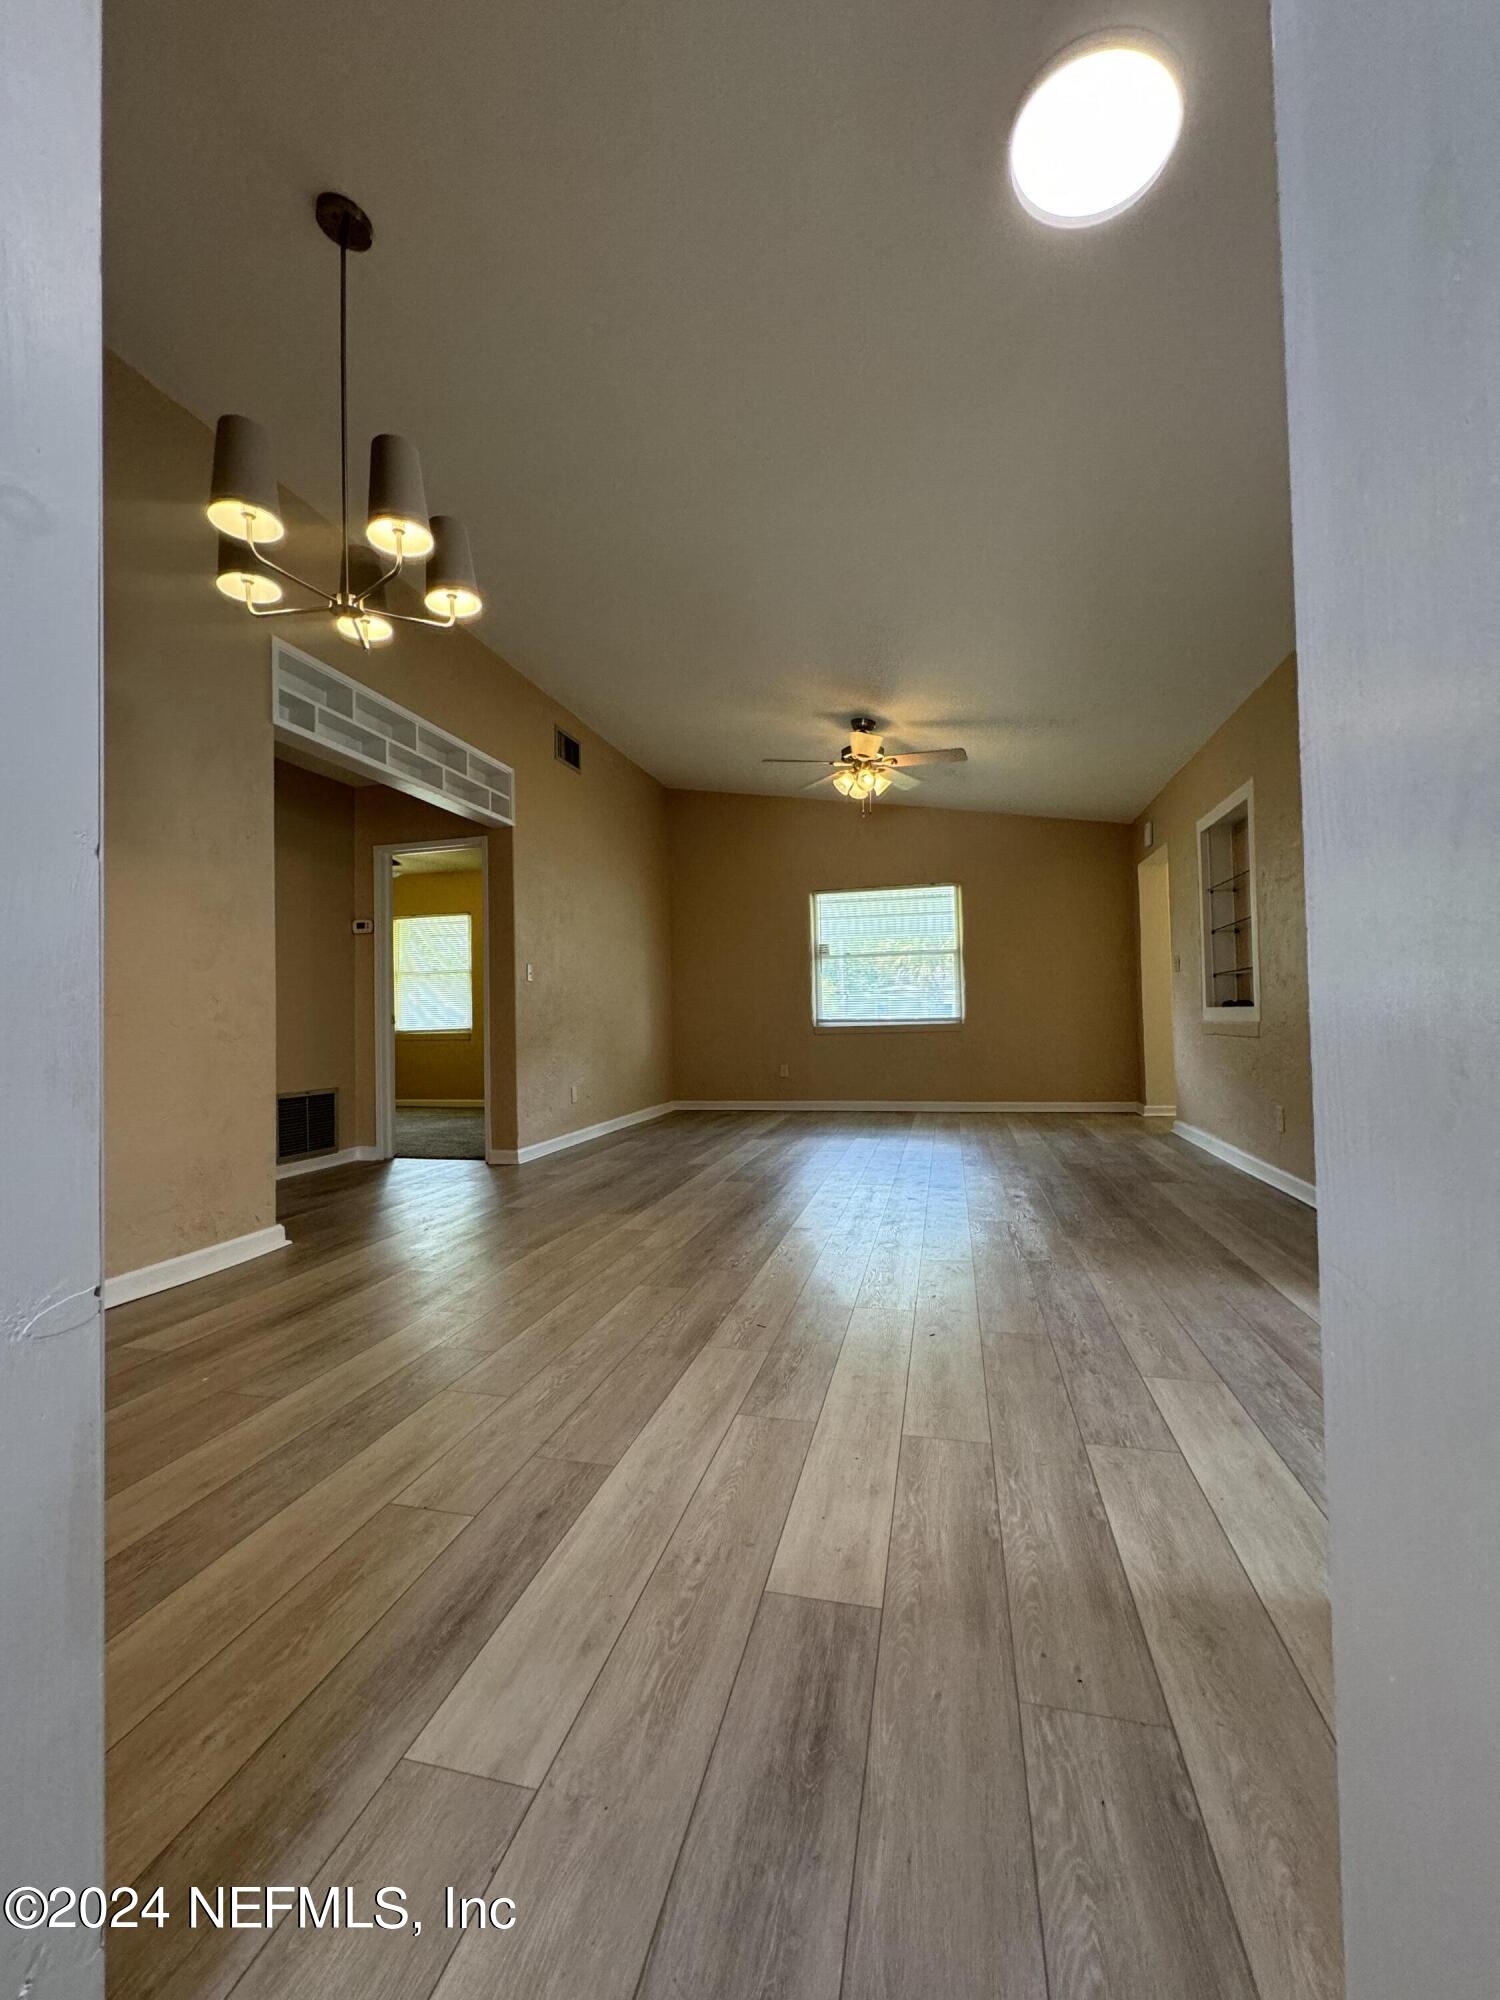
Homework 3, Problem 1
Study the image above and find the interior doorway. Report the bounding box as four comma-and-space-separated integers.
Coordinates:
376, 839, 490, 1161
1137, 845, 1176, 1118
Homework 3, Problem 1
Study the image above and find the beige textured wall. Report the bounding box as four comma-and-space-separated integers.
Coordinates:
668, 791, 1140, 1105
393, 869, 486, 1104
106, 365, 279, 1273
1132, 654, 1313, 1181
273, 761, 356, 1117
1136, 848, 1176, 1112
106, 355, 672, 1273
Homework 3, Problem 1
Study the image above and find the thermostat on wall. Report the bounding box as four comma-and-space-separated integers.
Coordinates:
352, 918, 374, 934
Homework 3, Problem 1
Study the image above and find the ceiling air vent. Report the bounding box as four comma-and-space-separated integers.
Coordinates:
554, 727, 582, 772
277, 1089, 338, 1163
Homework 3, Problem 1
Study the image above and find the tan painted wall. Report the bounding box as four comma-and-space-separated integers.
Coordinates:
667, 791, 1140, 1105
106, 366, 279, 1272
392, 869, 485, 1104
1136, 848, 1176, 1112
273, 761, 356, 1121
1132, 655, 1313, 1182
106, 355, 672, 1274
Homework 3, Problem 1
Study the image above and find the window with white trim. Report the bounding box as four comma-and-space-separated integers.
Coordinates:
394, 914, 474, 1033
811, 885, 964, 1027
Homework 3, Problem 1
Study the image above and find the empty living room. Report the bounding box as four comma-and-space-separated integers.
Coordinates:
5, 2, 1499, 1999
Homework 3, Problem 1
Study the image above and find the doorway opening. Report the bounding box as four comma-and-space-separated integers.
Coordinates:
377, 839, 490, 1161
1137, 844, 1176, 1118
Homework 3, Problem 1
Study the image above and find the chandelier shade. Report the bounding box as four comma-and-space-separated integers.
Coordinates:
367, 433, 433, 557
424, 515, 482, 620
207, 415, 284, 544
204, 192, 480, 653
215, 535, 284, 605
335, 548, 395, 646
334, 609, 395, 646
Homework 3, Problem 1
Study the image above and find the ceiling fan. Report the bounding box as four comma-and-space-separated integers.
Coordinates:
764, 717, 968, 814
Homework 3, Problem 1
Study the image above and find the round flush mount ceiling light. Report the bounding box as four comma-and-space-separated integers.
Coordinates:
1009, 36, 1184, 228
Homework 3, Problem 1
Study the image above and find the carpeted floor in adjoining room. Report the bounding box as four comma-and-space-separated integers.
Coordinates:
393, 1105, 485, 1160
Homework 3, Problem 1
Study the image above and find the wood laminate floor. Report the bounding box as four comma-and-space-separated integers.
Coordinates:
104, 1111, 1340, 2000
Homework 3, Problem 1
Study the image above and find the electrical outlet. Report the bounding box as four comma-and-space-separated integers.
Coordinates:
570, 1084, 578, 1105
1274, 1102, 1286, 1134
779, 1063, 790, 1079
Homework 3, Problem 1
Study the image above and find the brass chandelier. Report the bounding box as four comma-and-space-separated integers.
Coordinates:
207, 191, 482, 650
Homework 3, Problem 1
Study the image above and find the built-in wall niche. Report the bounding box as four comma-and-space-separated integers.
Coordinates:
271, 640, 515, 827
1197, 780, 1260, 1023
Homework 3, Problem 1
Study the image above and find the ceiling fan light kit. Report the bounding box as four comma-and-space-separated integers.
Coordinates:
205, 191, 482, 651
764, 714, 968, 816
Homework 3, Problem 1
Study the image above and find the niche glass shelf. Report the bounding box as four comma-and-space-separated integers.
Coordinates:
1197, 783, 1258, 1023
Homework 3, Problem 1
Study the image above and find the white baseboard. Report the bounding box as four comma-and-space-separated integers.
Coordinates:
103, 1224, 291, 1307
1142, 1103, 1178, 1118
276, 1145, 384, 1182
1172, 1120, 1317, 1208
675, 1099, 1144, 1115
395, 1098, 484, 1110
488, 1101, 678, 1167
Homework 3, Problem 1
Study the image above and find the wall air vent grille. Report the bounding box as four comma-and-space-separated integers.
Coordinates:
555, 727, 582, 771
277, 1089, 339, 1162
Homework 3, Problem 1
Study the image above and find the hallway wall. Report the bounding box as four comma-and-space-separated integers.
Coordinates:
1274, 0, 1500, 1982
1132, 655, 1313, 1185
0, 4, 104, 1988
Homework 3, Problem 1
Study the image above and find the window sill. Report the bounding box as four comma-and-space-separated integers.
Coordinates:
395, 1029, 475, 1040
813, 1019, 965, 1034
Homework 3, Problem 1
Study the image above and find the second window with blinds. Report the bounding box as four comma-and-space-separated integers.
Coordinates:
811, 884, 964, 1027
394, 913, 474, 1034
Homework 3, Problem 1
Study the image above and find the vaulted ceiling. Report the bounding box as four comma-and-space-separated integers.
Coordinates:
106, 0, 1291, 818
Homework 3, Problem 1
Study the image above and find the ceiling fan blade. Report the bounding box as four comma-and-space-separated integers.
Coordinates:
888, 769, 921, 790
801, 771, 842, 790
762, 757, 842, 765
884, 747, 967, 766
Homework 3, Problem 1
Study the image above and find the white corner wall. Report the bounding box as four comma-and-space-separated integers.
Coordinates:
0, 2, 104, 1995
1273, 2, 1500, 1992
